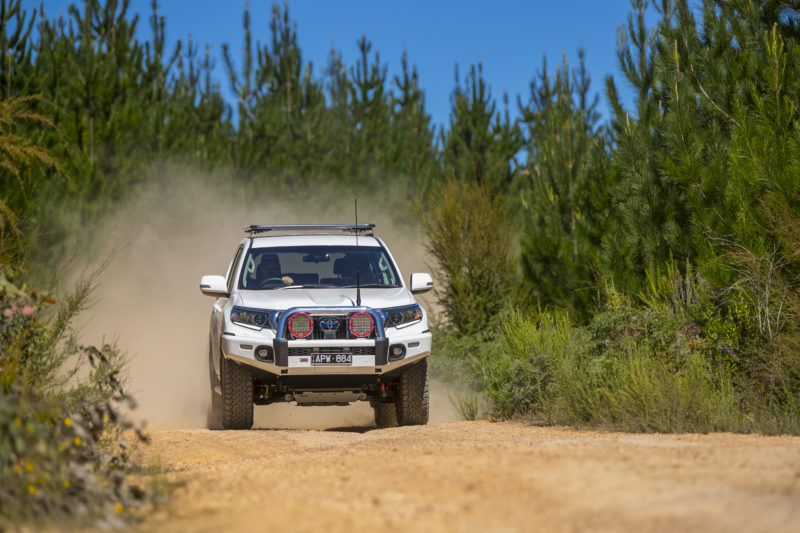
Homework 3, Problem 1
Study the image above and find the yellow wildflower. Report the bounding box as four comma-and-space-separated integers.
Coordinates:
64, 417, 72, 427
27, 485, 37, 495
25, 461, 33, 472
63, 480, 70, 489
109, 461, 115, 467
13, 417, 22, 426
114, 503, 124, 514
73, 436, 82, 446
14, 465, 22, 475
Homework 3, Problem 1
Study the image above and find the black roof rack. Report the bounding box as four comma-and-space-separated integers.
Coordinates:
245, 224, 375, 236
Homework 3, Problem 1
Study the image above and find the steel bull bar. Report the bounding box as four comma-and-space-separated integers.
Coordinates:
271, 306, 389, 367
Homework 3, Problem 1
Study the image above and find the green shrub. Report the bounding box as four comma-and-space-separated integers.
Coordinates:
414, 177, 517, 335
476, 310, 584, 419
447, 390, 481, 420
592, 347, 742, 432
473, 266, 799, 433
718, 199, 800, 420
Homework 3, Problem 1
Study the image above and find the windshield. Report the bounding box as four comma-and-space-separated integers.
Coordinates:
238, 245, 401, 290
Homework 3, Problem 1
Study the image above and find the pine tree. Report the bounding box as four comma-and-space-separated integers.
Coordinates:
255, 2, 326, 183
167, 36, 231, 166
321, 45, 352, 178
602, 0, 688, 292
142, 0, 181, 157
0, 0, 36, 97
517, 50, 611, 315
347, 34, 391, 178
222, 4, 264, 177
611, 0, 800, 281
442, 62, 522, 191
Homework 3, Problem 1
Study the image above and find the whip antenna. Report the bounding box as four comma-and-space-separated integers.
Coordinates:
355, 198, 361, 307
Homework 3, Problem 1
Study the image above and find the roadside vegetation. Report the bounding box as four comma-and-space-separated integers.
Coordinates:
0, 267, 169, 526
2, 0, 800, 525
0, 97, 163, 527
427, 0, 800, 433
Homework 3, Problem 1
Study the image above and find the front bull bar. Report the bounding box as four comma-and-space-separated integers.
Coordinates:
272, 306, 389, 367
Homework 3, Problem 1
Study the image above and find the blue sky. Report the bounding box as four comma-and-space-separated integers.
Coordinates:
34, 1, 647, 129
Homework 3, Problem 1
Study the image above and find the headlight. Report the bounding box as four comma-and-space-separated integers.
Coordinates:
383, 304, 423, 328
230, 306, 275, 330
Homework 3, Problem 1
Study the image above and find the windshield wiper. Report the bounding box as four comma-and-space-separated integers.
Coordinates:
342, 284, 400, 288
275, 284, 338, 290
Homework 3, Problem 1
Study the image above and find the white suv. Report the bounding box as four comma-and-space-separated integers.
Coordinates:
199, 224, 433, 429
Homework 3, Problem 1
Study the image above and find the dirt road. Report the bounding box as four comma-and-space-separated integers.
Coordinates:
135, 420, 800, 533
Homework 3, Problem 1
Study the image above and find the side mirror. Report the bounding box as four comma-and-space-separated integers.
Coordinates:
409, 272, 433, 294
200, 275, 229, 297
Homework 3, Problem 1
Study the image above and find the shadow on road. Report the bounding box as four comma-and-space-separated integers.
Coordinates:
244, 425, 377, 433
323, 425, 375, 433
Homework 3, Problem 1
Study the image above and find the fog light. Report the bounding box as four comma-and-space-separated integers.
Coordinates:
389, 343, 406, 361
255, 345, 274, 362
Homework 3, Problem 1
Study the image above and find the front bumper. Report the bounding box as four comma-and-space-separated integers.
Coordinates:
221, 324, 431, 378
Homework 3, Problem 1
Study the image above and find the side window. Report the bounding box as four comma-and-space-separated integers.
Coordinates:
226, 245, 244, 293
241, 254, 257, 288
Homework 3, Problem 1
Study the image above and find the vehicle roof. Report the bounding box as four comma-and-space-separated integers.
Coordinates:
248, 234, 382, 248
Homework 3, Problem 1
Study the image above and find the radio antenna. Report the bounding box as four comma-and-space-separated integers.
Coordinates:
355, 198, 362, 307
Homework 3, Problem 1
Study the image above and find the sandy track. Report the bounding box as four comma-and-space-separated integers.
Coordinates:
135, 421, 800, 532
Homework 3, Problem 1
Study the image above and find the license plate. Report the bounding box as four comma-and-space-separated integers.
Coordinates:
311, 353, 352, 365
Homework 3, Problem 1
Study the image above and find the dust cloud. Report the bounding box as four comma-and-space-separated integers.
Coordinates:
78, 170, 456, 429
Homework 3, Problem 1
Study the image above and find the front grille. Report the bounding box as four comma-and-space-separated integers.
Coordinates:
283, 313, 377, 340
288, 346, 376, 357
311, 314, 348, 339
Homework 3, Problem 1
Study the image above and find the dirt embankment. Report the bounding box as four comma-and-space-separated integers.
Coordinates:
135, 421, 800, 533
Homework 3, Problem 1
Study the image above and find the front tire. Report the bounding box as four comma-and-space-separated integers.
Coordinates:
395, 359, 429, 426
372, 401, 398, 428
221, 354, 254, 430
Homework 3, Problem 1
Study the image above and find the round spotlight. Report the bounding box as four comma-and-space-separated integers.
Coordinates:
349, 312, 374, 337
289, 312, 313, 338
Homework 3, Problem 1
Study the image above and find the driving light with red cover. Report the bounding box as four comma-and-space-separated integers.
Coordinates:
349, 312, 374, 337
289, 312, 313, 338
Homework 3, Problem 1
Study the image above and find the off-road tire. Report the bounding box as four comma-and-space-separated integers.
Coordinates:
372, 401, 398, 428
206, 342, 224, 430
221, 355, 254, 430
395, 359, 429, 426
